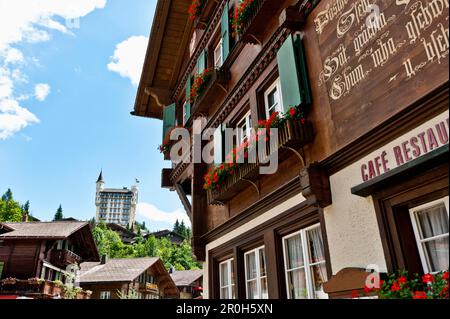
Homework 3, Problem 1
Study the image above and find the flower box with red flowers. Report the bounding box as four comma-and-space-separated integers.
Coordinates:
232, 0, 280, 44
191, 68, 231, 116
359, 270, 449, 300
204, 105, 313, 205
189, 0, 217, 29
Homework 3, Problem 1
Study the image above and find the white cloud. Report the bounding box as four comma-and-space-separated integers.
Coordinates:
107, 36, 148, 86
137, 203, 191, 228
34, 83, 51, 101
0, 0, 107, 140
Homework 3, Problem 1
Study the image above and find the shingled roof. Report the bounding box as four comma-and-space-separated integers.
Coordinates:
170, 270, 203, 287
0, 221, 89, 239
79, 258, 160, 283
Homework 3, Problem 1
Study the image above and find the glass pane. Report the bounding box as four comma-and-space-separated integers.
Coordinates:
231, 285, 236, 299
268, 89, 277, 107
416, 203, 449, 239
246, 252, 257, 280
259, 248, 266, 277
285, 234, 304, 270
247, 280, 258, 299
310, 263, 329, 299
261, 278, 269, 299
287, 269, 308, 299
220, 263, 229, 286
423, 236, 449, 273
220, 287, 229, 299
231, 262, 235, 286
307, 227, 326, 264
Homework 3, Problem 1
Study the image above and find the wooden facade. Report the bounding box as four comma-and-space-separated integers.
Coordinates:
135, 0, 449, 299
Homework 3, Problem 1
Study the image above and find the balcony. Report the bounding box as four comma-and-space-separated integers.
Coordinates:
50, 249, 82, 268
207, 119, 314, 205
191, 68, 231, 117
139, 282, 159, 293
0, 279, 91, 299
236, 0, 280, 45
194, 0, 219, 29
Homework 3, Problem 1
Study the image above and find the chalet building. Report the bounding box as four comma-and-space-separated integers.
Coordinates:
133, 0, 449, 299
170, 269, 204, 299
146, 230, 186, 245
0, 221, 99, 298
79, 257, 179, 299
106, 223, 138, 244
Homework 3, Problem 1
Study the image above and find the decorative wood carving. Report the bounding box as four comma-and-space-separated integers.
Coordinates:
300, 162, 332, 208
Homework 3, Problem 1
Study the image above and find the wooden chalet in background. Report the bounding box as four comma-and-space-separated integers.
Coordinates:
170, 269, 204, 299
145, 230, 186, 245
0, 221, 99, 299
134, 0, 448, 299
79, 257, 179, 299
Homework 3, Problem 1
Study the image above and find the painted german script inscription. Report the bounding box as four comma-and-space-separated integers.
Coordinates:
312, 0, 449, 147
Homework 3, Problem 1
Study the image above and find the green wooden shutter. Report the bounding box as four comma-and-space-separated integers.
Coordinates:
162, 103, 176, 143
197, 50, 207, 74
185, 75, 192, 123
277, 34, 312, 111
0, 262, 4, 279
221, 2, 230, 62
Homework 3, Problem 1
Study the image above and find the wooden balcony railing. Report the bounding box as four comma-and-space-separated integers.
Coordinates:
50, 249, 82, 268
191, 68, 231, 117
238, 0, 280, 45
207, 119, 314, 205
139, 282, 159, 293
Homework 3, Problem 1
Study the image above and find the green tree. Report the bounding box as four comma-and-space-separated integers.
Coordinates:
54, 205, 64, 221
0, 189, 23, 222
173, 220, 180, 234
22, 200, 30, 215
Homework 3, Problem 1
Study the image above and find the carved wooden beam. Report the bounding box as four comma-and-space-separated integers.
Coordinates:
300, 162, 332, 208
279, 6, 306, 31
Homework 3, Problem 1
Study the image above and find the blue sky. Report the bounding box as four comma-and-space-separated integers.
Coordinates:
0, 0, 189, 231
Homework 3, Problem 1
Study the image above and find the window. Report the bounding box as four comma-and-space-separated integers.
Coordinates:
100, 291, 111, 299
219, 259, 235, 299
282, 224, 328, 299
244, 246, 268, 299
214, 39, 223, 68
410, 197, 449, 274
236, 111, 252, 145
263, 78, 283, 119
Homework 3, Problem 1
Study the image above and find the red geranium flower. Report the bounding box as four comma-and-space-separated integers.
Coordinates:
413, 291, 428, 299
391, 281, 401, 292
422, 274, 435, 284
351, 290, 359, 299
398, 276, 408, 285
364, 286, 373, 294
289, 107, 296, 117
443, 271, 449, 281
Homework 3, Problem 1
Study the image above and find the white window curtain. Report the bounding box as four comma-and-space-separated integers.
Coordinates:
412, 201, 449, 273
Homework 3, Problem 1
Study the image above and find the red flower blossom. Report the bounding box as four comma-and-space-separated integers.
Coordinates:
398, 276, 408, 285
422, 274, 435, 284
391, 281, 401, 292
443, 271, 449, 281
351, 290, 359, 299
289, 107, 296, 117
413, 291, 428, 299
364, 286, 373, 294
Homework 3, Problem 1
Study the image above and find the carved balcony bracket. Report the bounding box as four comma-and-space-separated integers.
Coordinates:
280, 146, 306, 169
242, 179, 261, 199
300, 162, 332, 208
279, 5, 306, 31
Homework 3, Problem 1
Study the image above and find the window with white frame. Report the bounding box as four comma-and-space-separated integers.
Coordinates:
282, 224, 328, 299
236, 111, 252, 145
244, 246, 268, 299
410, 197, 449, 274
214, 39, 223, 68
219, 259, 236, 299
100, 291, 111, 299
264, 78, 283, 119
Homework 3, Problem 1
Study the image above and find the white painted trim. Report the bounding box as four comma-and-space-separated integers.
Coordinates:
409, 196, 449, 274
264, 78, 283, 119
244, 246, 266, 299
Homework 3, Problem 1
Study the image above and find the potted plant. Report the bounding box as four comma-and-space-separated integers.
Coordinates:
75, 287, 85, 299
190, 68, 213, 103
2, 277, 17, 285
42, 281, 54, 295
62, 285, 76, 299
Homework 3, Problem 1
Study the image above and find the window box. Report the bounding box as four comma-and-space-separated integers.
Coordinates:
191, 0, 218, 29
191, 68, 231, 116
233, 0, 279, 45
207, 118, 314, 205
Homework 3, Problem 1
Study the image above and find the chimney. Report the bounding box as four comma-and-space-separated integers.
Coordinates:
22, 213, 29, 223
169, 266, 175, 274
101, 254, 108, 265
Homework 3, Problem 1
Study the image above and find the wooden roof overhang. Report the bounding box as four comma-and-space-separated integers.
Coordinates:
133, 0, 194, 120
